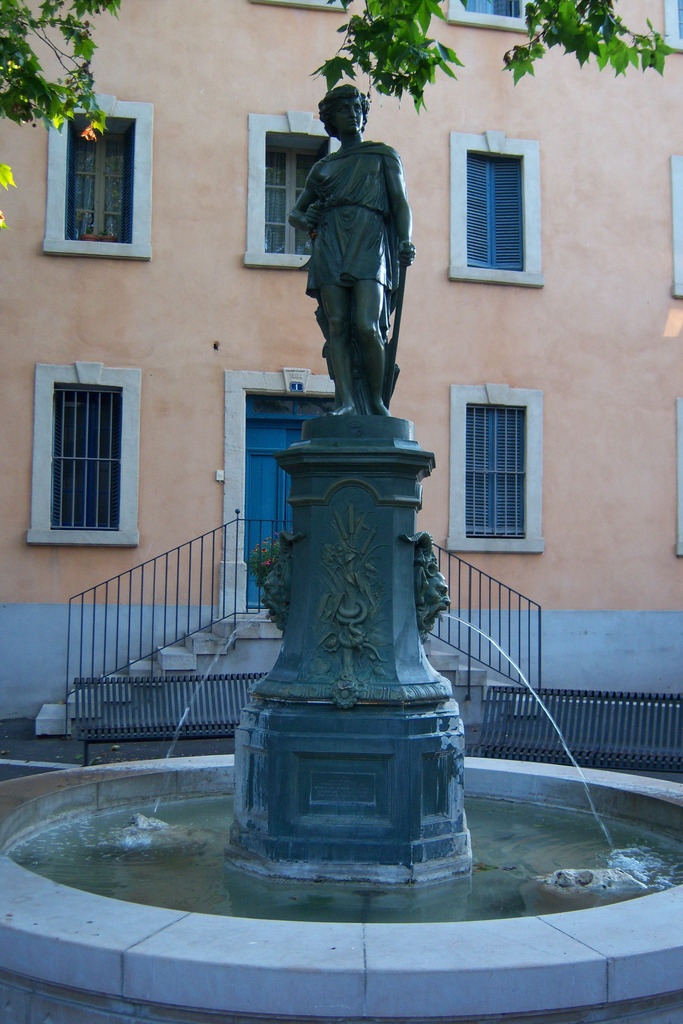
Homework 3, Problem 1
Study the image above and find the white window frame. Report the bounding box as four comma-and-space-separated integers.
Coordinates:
245, 111, 338, 269
27, 362, 141, 546
448, 383, 544, 554
450, 130, 544, 288
664, 0, 683, 50
447, 0, 526, 31
671, 156, 683, 297
44, 95, 153, 260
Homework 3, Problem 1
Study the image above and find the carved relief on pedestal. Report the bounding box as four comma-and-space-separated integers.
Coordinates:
314, 503, 388, 708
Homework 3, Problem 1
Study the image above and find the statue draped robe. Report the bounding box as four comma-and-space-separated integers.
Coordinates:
304, 142, 403, 413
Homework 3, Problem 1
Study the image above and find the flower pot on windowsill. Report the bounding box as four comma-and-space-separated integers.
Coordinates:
79, 233, 118, 242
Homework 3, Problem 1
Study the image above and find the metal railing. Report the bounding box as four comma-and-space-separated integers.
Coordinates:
64, 513, 284, 698
431, 542, 542, 697
65, 515, 541, 700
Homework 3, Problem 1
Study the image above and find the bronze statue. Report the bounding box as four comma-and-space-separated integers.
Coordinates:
289, 85, 415, 416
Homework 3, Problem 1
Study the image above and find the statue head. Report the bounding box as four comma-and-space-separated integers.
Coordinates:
318, 85, 370, 139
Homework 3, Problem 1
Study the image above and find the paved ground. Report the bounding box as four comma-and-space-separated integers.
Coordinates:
0, 718, 236, 782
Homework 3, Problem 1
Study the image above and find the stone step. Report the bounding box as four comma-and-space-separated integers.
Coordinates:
185, 632, 226, 656
156, 646, 197, 672
127, 658, 154, 676
211, 615, 282, 641
427, 649, 464, 673
35, 703, 70, 736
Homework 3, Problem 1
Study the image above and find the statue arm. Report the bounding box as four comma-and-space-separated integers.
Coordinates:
289, 170, 323, 234
385, 156, 415, 265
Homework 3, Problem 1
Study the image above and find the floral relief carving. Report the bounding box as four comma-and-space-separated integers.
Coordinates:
315, 504, 387, 707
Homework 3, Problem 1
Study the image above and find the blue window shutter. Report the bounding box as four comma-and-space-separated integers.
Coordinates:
120, 123, 135, 244
66, 127, 78, 240
467, 153, 523, 271
492, 158, 523, 270
466, 154, 490, 267
465, 406, 489, 535
466, 405, 525, 537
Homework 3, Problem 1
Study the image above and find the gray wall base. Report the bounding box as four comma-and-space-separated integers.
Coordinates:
2, 606, 683, 720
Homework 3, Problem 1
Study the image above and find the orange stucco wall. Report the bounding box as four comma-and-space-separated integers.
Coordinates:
1, 0, 682, 614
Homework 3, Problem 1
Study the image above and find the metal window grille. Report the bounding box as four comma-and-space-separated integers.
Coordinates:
66, 123, 134, 242
466, 405, 525, 537
467, 153, 523, 271
265, 148, 317, 255
52, 387, 122, 530
465, 0, 520, 14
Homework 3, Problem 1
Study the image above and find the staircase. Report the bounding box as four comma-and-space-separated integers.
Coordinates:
60, 515, 541, 738
141, 613, 283, 679
130, 623, 494, 730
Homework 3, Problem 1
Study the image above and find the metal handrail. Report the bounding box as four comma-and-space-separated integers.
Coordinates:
64, 512, 281, 698
431, 542, 542, 697
65, 516, 541, 701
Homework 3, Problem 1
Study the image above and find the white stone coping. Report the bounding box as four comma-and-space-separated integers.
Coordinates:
0, 757, 682, 1020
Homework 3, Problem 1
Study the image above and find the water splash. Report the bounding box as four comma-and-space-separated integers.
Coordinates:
442, 613, 616, 850
608, 846, 675, 891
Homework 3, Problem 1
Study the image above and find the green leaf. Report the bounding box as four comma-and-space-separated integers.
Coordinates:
0, 163, 16, 189
0, 0, 119, 129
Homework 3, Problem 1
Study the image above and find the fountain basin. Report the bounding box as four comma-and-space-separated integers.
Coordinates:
1, 757, 682, 1023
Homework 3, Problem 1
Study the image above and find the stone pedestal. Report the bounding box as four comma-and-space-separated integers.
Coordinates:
229, 700, 471, 883
229, 417, 471, 883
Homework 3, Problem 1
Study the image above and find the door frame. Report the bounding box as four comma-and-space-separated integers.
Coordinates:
221, 369, 335, 606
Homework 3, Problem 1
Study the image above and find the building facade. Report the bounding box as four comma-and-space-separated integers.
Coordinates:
2, 0, 683, 716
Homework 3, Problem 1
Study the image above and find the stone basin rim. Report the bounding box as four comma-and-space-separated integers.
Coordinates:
1, 755, 683, 1023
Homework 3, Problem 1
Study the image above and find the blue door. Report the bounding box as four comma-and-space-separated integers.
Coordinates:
245, 395, 333, 604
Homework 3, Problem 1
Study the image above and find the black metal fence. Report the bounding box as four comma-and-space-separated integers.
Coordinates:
432, 542, 542, 696
65, 515, 541, 699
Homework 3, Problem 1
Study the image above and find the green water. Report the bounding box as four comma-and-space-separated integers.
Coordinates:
9, 796, 683, 923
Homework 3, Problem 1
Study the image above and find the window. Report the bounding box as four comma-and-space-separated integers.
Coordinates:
466, 405, 525, 537
672, 156, 683, 298
448, 384, 544, 554
28, 362, 141, 546
265, 148, 317, 256
44, 95, 153, 259
250, 0, 343, 6
52, 387, 122, 530
664, 0, 683, 49
464, 0, 519, 14
450, 131, 543, 287
67, 123, 134, 242
448, 0, 525, 30
245, 111, 337, 269
467, 153, 523, 271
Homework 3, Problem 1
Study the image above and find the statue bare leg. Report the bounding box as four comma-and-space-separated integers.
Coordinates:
354, 279, 389, 416
320, 284, 358, 415
320, 280, 389, 416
